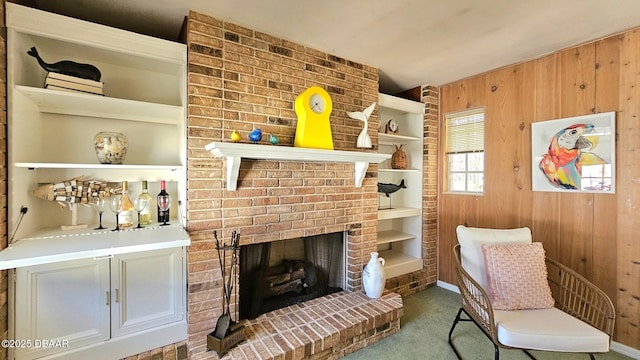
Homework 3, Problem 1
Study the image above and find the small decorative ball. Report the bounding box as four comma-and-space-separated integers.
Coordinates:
269, 134, 279, 145
249, 128, 262, 143
230, 130, 242, 142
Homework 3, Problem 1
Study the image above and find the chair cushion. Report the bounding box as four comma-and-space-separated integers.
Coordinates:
494, 307, 610, 353
482, 242, 554, 310
456, 225, 532, 291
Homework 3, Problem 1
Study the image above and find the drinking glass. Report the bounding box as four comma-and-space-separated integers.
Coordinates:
157, 193, 171, 226
109, 195, 123, 231
92, 197, 107, 230
133, 196, 149, 229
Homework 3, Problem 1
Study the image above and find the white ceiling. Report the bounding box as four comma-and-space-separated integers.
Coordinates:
34, 0, 640, 94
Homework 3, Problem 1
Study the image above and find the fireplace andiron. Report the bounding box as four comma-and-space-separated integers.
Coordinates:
207, 230, 245, 355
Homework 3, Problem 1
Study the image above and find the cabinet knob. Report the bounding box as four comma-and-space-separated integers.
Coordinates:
106, 291, 110, 306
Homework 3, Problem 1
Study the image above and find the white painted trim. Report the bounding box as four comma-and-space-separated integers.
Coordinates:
437, 280, 459, 293
436, 281, 640, 358
611, 342, 640, 359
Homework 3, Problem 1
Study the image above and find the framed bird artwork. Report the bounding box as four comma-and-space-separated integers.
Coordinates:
531, 112, 616, 193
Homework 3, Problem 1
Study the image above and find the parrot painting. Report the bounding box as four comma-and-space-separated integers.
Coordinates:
539, 123, 606, 190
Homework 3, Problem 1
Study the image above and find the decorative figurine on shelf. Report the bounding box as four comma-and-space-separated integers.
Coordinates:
230, 130, 242, 142
27, 47, 102, 81
248, 128, 262, 143
269, 134, 280, 145
31, 176, 119, 230
294, 86, 334, 150
347, 102, 376, 149
385, 118, 399, 134
391, 144, 408, 169
377, 179, 406, 197
377, 179, 407, 210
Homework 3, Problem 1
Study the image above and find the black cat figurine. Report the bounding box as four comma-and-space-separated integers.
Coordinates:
27, 46, 101, 82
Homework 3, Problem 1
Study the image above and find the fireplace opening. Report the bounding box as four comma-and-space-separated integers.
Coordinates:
239, 232, 345, 320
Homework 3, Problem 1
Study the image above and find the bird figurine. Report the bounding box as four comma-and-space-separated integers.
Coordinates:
539, 123, 606, 190
248, 128, 262, 143
347, 102, 376, 148
269, 134, 280, 145
230, 129, 242, 142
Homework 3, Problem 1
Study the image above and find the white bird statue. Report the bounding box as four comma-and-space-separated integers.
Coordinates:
347, 102, 376, 148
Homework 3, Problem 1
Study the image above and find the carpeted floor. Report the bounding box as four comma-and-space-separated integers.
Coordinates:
344, 286, 633, 360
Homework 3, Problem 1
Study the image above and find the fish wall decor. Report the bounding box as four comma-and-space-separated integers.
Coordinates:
32, 176, 120, 207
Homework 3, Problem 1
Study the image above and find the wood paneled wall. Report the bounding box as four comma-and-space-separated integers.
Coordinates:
439, 29, 640, 348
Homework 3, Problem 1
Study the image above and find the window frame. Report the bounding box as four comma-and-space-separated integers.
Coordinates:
443, 108, 486, 195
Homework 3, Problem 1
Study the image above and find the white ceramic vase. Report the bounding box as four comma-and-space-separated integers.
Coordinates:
363, 251, 386, 298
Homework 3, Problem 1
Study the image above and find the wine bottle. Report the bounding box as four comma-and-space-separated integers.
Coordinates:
138, 181, 153, 225
118, 181, 134, 228
157, 180, 170, 223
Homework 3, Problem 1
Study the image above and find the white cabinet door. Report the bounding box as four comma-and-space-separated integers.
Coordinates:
14, 258, 111, 360
111, 248, 184, 337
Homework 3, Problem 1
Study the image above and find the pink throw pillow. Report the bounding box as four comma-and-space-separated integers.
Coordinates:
481, 242, 555, 310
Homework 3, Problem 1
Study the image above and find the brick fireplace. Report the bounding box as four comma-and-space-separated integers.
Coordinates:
184, 10, 402, 359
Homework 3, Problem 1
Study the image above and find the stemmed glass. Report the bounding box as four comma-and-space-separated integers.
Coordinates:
109, 195, 123, 231
133, 196, 149, 229
92, 197, 107, 230
157, 193, 171, 226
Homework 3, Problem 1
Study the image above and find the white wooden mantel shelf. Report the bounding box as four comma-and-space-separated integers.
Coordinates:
205, 142, 391, 191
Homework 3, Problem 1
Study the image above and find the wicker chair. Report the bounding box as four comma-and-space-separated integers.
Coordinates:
448, 226, 615, 360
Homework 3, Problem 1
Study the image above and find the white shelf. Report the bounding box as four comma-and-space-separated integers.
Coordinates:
379, 249, 423, 279
378, 207, 421, 220
378, 93, 425, 114
379, 168, 421, 173
377, 230, 416, 245
16, 85, 183, 124
378, 133, 421, 145
15, 162, 183, 170
14, 163, 184, 182
0, 224, 190, 270
205, 141, 390, 190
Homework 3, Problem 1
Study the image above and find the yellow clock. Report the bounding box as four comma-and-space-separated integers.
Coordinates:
294, 86, 334, 150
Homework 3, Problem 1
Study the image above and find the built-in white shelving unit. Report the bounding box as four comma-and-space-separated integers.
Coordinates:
5, 4, 189, 359
377, 93, 425, 279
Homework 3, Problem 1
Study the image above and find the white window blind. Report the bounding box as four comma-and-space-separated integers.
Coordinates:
446, 111, 484, 154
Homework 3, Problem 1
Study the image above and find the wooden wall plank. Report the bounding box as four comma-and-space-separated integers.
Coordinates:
593, 35, 621, 306
616, 28, 640, 349
530, 53, 563, 261
484, 65, 532, 227
557, 44, 597, 277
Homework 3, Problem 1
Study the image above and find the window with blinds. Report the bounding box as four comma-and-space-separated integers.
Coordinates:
445, 109, 485, 193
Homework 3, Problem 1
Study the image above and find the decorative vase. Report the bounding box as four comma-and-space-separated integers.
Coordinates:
363, 252, 386, 298
94, 131, 128, 164
391, 144, 408, 169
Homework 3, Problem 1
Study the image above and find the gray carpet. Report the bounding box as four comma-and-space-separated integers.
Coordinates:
344, 286, 633, 360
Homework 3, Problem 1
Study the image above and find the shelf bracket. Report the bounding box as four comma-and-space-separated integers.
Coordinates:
225, 156, 241, 191
354, 161, 369, 188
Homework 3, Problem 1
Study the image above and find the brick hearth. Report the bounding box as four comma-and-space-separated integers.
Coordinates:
217, 291, 403, 359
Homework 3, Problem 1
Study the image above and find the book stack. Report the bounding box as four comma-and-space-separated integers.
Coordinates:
44, 72, 104, 96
